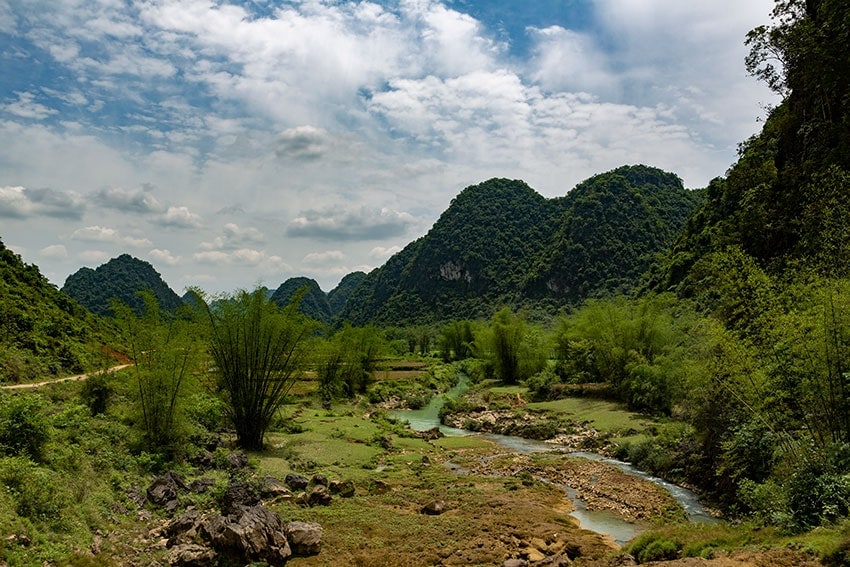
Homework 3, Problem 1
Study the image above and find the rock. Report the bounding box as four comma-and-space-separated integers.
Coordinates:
147, 471, 187, 507
285, 521, 323, 556
421, 455, 432, 466
225, 451, 249, 470
285, 473, 309, 491
260, 476, 291, 499
311, 473, 328, 486
164, 543, 216, 567
165, 508, 203, 544
421, 500, 446, 515
222, 482, 261, 513
188, 478, 216, 494
189, 450, 214, 469
201, 504, 291, 565
417, 427, 444, 440
371, 480, 391, 494
504, 560, 527, 567
307, 485, 332, 507
328, 479, 355, 498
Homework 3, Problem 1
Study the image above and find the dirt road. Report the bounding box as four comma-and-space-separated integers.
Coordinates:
0, 364, 132, 390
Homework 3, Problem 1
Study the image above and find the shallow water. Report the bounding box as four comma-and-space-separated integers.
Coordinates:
390, 376, 716, 544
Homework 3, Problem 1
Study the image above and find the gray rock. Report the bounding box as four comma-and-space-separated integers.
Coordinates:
307, 485, 332, 507
421, 499, 446, 515
285, 521, 323, 556
188, 477, 216, 494
503, 560, 527, 567
311, 473, 328, 486
147, 471, 187, 507
328, 479, 355, 498
222, 482, 260, 513
165, 543, 216, 567
201, 505, 291, 565
285, 473, 309, 491
260, 476, 291, 499
225, 451, 249, 469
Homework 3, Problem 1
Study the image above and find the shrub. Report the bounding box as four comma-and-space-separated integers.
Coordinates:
0, 456, 67, 525
80, 372, 112, 416
0, 394, 50, 461
627, 532, 680, 563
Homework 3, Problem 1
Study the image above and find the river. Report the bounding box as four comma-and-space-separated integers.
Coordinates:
389, 375, 715, 545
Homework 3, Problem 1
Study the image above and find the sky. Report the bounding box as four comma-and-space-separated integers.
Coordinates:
0, 0, 778, 295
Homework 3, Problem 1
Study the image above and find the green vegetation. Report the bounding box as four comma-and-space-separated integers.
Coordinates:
61, 254, 183, 317
270, 277, 334, 326
0, 239, 110, 384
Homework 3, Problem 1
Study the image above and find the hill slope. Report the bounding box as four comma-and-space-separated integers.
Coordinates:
62, 254, 183, 316
0, 238, 109, 383
340, 167, 699, 325
270, 277, 334, 325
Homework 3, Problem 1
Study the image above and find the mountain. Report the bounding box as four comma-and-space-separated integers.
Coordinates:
62, 254, 183, 317
328, 271, 366, 314
528, 165, 701, 302
0, 238, 109, 382
340, 167, 699, 325
270, 277, 333, 325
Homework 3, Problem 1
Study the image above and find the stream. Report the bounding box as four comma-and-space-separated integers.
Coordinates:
389, 375, 715, 545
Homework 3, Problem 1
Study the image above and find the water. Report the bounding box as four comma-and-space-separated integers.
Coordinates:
390, 378, 716, 544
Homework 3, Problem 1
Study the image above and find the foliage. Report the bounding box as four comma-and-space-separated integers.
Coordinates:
193, 286, 317, 450
339, 169, 700, 325
627, 532, 681, 563
438, 320, 475, 362
316, 325, 387, 404
475, 308, 547, 385
0, 238, 109, 383
62, 254, 183, 317
270, 277, 333, 325
113, 292, 201, 452
0, 394, 50, 461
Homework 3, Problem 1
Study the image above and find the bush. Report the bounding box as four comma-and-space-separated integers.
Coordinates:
627, 532, 680, 563
0, 456, 68, 525
0, 394, 50, 461
80, 372, 112, 416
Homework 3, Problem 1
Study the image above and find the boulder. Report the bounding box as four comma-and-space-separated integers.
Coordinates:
201, 504, 291, 565
311, 473, 328, 486
260, 476, 291, 499
165, 543, 216, 567
147, 471, 187, 507
285, 473, 309, 491
225, 451, 249, 470
421, 500, 446, 515
328, 479, 355, 498
307, 485, 332, 507
285, 521, 323, 556
188, 478, 216, 494
221, 481, 261, 513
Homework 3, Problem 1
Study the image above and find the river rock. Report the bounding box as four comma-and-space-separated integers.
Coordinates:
285, 521, 323, 556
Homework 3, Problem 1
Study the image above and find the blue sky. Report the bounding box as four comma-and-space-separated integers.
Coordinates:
0, 0, 776, 294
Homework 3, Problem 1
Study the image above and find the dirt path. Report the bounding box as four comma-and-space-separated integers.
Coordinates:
0, 364, 132, 390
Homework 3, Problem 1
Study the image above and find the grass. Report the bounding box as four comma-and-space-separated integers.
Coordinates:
526, 396, 653, 434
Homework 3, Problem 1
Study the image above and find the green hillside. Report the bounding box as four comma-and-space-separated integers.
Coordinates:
0, 238, 109, 383
62, 254, 183, 317
327, 271, 366, 315
340, 169, 699, 325
270, 277, 334, 325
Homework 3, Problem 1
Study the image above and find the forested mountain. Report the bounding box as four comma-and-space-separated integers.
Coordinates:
651, 0, 850, 292
528, 165, 700, 303
327, 271, 366, 315
62, 254, 183, 317
339, 168, 699, 325
270, 277, 334, 325
0, 238, 108, 382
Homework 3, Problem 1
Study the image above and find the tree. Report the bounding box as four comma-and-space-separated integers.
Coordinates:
478, 309, 547, 385
193, 287, 316, 450
114, 292, 199, 451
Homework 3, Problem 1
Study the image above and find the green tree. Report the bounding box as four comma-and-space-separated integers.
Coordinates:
478, 309, 546, 385
114, 292, 199, 451
193, 287, 317, 450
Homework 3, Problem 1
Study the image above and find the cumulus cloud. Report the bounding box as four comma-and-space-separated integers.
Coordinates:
287, 206, 416, 240
0, 185, 85, 219
78, 249, 110, 264
148, 248, 181, 265
157, 206, 203, 228
275, 126, 330, 161
71, 225, 152, 248
370, 245, 403, 260
93, 185, 165, 214
199, 223, 265, 251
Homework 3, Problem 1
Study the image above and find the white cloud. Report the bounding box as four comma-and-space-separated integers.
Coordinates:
158, 206, 203, 228
78, 249, 110, 264
93, 186, 165, 214
0, 185, 85, 219
70, 225, 152, 248
148, 248, 181, 265
370, 245, 403, 260
3, 92, 57, 120
194, 248, 291, 272
287, 206, 416, 240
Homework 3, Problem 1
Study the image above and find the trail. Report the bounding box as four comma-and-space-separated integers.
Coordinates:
0, 364, 132, 390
